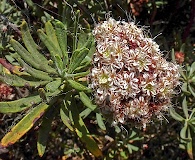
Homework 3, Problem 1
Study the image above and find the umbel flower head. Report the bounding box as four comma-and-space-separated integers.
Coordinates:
89, 17, 180, 128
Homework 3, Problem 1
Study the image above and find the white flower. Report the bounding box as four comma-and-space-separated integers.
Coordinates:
89, 17, 180, 127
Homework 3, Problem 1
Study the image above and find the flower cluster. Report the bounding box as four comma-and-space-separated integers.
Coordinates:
89, 18, 180, 127
0, 82, 15, 101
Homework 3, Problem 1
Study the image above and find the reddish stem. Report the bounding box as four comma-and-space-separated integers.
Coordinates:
0, 58, 14, 72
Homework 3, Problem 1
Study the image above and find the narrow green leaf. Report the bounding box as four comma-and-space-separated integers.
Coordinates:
79, 92, 96, 110
187, 128, 193, 159
130, 136, 144, 141
0, 90, 60, 113
71, 33, 92, 64
120, 151, 128, 159
69, 37, 94, 74
180, 43, 185, 53
190, 76, 195, 83
0, 74, 49, 87
1, 0, 6, 11
180, 125, 187, 140
60, 103, 74, 131
0, 64, 3, 73
62, 4, 72, 26
25, 0, 40, 14
127, 144, 139, 152
77, 33, 88, 49
20, 21, 56, 74
188, 85, 195, 97
189, 62, 195, 77
14, 55, 53, 81
37, 29, 63, 73
55, 54, 63, 74
82, 40, 95, 63
189, 117, 195, 125
80, 108, 92, 119
171, 48, 176, 63
46, 79, 61, 93
38, 88, 47, 102
73, 10, 80, 52
77, 33, 93, 50
179, 68, 187, 80
0, 95, 42, 113
68, 48, 89, 73
64, 70, 90, 79
10, 39, 43, 71
5, 55, 16, 64
127, 144, 133, 154
55, 21, 68, 66
45, 21, 62, 57
180, 121, 191, 142
96, 113, 106, 130
189, 108, 195, 120
73, 61, 91, 73
182, 97, 189, 118
20, 21, 41, 58
67, 79, 90, 92
130, 130, 137, 138
169, 107, 185, 122
1, 103, 49, 147
187, 141, 193, 159
129, 130, 143, 141
181, 83, 191, 95
179, 144, 186, 150
76, 124, 103, 157
189, 124, 195, 134
37, 104, 57, 157
68, 98, 102, 157
114, 125, 121, 133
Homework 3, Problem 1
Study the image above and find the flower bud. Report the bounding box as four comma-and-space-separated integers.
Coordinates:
175, 51, 184, 64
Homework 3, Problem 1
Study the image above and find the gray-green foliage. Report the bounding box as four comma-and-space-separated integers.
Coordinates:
0, 6, 104, 157
0, 0, 21, 54
170, 48, 195, 159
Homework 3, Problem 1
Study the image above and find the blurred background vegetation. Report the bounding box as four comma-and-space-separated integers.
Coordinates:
0, 0, 195, 159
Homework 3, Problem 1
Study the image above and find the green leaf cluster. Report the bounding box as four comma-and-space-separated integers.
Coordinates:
0, 7, 102, 158
172, 47, 195, 97
170, 97, 195, 159
105, 129, 143, 160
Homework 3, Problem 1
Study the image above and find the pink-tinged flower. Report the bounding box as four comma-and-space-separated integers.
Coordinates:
175, 51, 184, 64
89, 17, 180, 128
